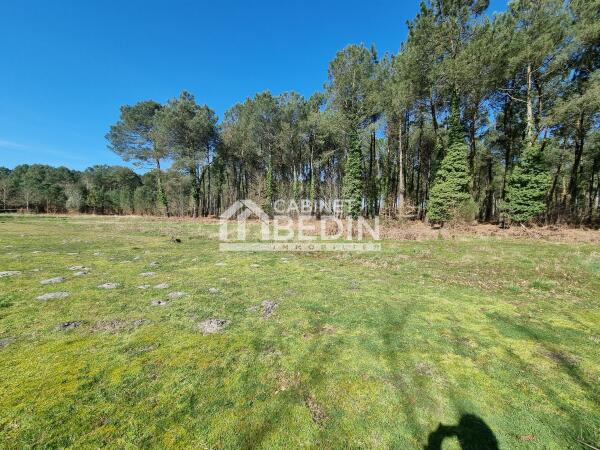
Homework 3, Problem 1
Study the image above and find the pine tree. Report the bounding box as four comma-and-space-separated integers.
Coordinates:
427, 95, 473, 224
505, 144, 551, 224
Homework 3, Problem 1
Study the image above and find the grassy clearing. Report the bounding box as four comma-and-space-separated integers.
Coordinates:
0, 215, 598, 449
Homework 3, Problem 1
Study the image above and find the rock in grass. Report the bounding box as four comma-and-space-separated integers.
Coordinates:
0, 271, 21, 277
153, 283, 170, 289
137, 284, 151, 289
199, 318, 229, 334
40, 277, 65, 285
56, 321, 81, 331
139, 272, 156, 277
208, 287, 219, 294
37, 291, 69, 301
0, 337, 14, 348
167, 291, 185, 299
73, 271, 88, 277
68, 266, 86, 271
98, 283, 119, 289
151, 299, 168, 307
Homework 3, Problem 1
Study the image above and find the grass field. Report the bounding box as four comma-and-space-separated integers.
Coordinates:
0, 215, 598, 449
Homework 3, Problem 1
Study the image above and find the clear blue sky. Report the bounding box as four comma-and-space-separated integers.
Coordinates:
0, 0, 507, 171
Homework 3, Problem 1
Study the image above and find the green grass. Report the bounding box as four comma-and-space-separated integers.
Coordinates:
0, 215, 598, 449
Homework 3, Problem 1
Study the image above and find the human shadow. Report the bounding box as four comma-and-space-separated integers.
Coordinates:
424, 414, 499, 450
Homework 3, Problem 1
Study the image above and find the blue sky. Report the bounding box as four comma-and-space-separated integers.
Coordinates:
0, 0, 507, 171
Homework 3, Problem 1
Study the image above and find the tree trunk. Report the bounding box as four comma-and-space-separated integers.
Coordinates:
548, 153, 563, 223
207, 154, 212, 216
191, 167, 201, 218
567, 111, 586, 217
483, 155, 494, 222
415, 117, 423, 219
587, 153, 599, 224
398, 111, 406, 210
468, 113, 476, 174
501, 97, 513, 201
155, 159, 170, 217
526, 63, 535, 146
430, 92, 438, 135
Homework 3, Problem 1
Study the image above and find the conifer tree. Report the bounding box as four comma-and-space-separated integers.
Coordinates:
427, 94, 473, 224
343, 129, 363, 218
505, 144, 551, 224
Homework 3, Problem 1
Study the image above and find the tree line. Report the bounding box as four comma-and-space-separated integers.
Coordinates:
2, 0, 598, 225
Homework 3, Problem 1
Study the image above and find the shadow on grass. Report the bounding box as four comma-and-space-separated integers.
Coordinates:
486, 313, 599, 444
424, 414, 499, 450
237, 324, 341, 449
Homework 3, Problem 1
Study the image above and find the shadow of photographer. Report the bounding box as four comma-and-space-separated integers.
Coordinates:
424, 414, 499, 450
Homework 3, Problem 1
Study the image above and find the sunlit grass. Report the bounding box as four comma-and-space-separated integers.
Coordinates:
0, 215, 598, 448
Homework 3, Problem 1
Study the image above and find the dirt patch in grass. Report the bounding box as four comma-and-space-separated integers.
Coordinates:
303, 324, 336, 339
519, 434, 536, 442
304, 394, 327, 425
56, 321, 82, 331
91, 319, 147, 332
542, 349, 578, 366
415, 361, 434, 377
124, 343, 159, 356
199, 318, 229, 334
151, 299, 168, 307
275, 371, 301, 393
261, 300, 278, 319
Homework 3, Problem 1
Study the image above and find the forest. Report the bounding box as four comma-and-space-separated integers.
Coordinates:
1, 0, 598, 226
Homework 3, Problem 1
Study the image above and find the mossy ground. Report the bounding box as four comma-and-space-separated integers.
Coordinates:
0, 215, 598, 449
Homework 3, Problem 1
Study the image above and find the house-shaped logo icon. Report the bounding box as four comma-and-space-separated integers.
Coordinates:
219, 200, 270, 241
